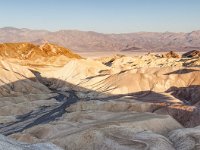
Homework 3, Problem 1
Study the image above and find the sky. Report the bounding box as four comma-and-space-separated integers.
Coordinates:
0, 0, 199, 33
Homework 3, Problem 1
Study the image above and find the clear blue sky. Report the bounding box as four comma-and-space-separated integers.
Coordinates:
0, 0, 199, 33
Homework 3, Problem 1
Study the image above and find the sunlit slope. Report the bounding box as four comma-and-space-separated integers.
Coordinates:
0, 42, 82, 66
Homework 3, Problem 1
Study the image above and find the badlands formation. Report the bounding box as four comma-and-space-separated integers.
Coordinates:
0, 43, 199, 150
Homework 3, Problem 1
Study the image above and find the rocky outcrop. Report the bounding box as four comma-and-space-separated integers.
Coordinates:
164, 51, 180, 58
182, 50, 200, 58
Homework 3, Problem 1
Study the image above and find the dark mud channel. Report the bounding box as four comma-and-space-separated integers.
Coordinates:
0, 90, 79, 136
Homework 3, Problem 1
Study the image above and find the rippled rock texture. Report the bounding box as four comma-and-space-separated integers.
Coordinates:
0, 43, 199, 149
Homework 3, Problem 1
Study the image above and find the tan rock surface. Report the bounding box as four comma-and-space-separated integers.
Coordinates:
10, 111, 182, 150
168, 126, 200, 150
0, 45, 199, 149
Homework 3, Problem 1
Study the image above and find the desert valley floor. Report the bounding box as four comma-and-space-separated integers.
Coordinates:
0, 43, 200, 150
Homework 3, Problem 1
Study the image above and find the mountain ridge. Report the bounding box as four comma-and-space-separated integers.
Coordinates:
1, 27, 200, 52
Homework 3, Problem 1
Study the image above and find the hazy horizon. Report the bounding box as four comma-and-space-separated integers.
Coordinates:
0, 0, 200, 33
1, 26, 200, 34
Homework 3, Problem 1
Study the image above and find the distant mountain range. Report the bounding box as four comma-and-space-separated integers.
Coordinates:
0, 27, 200, 52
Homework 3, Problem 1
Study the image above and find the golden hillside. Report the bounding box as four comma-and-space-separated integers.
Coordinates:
0, 42, 82, 67
0, 42, 81, 60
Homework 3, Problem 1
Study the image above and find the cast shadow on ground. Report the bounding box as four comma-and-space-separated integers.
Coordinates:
0, 71, 199, 135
